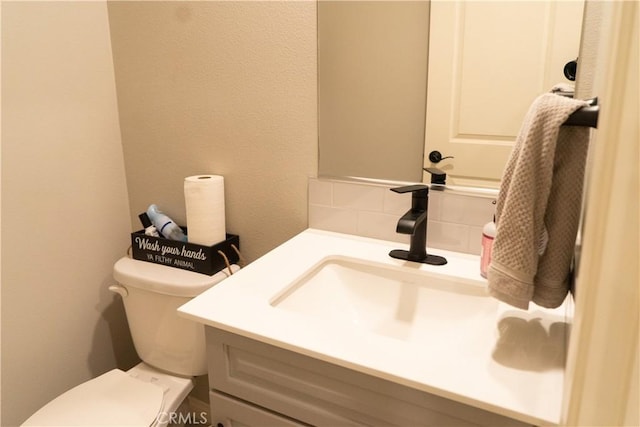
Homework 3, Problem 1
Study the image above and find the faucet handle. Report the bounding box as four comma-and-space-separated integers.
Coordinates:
390, 185, 429, 211
423, 167, 446, 185
390, 184, 429, 194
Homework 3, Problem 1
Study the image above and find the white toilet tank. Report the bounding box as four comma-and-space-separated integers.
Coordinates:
112, 257, 236, 377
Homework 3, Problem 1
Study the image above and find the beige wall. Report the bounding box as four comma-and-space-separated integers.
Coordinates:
107, 1, 318, 263
562, 1, 639, 425
2, 1, 317, 423
1, 2, 137, 425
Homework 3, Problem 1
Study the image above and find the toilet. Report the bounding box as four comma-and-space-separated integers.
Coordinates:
23, 257, 238, 426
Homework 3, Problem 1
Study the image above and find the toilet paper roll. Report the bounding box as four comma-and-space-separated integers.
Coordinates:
184, 175, 226, 246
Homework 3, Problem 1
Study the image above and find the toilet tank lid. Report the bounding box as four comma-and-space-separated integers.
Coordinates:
22, 369, 163, 426
113, 257, 238, 297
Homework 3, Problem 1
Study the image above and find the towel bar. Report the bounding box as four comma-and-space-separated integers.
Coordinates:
563, 97, 599, 128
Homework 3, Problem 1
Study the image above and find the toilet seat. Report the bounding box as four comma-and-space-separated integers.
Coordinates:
22, 369, 164, 426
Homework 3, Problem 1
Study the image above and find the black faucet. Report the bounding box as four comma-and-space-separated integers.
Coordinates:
424, 167, 447, 186
389, 185, 447, 265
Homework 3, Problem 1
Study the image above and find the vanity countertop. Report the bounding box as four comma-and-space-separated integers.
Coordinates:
178, 228, 571, 426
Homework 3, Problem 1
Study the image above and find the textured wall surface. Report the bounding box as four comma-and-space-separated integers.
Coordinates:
1, 2, 135, 424
108, 1, 318, 263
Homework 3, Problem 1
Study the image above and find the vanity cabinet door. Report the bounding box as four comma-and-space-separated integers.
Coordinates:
209, 391, 306, 427
206, 327, 531, 427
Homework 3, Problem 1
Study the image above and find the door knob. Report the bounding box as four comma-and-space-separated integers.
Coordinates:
428, 150, 454, 163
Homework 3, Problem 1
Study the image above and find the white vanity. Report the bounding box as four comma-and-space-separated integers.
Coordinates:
178, 229, 570, 426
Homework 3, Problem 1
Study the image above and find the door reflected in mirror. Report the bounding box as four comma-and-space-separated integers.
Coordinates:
318, 1, 585, 189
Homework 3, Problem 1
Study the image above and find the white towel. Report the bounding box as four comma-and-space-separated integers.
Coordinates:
488, 93, 590, 310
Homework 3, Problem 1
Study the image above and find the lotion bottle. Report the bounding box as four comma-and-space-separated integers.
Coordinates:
480, 216, 496, 278
146, 204, 187, 242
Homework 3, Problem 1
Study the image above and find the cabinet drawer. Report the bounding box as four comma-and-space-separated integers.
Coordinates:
206, 328, 530, 427
210, 391, 307, 427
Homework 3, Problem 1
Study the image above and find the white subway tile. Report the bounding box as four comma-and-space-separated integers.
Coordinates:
467, 225, 484, 255
383, 188, 412, 215
440, 193, 496, 226
308, 205, 357, 235
308, 178, 333, 206
357, 211, 409, 243
332, 182, 385, 211
426, 220, 470, 253
427, 190, 443, 221
308, 178, 494, 256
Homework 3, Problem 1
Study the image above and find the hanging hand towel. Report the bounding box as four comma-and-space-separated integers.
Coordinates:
488, 93, 590, 310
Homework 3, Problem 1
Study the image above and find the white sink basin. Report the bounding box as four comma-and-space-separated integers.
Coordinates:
178, 229, 570, 426
270, 255, 497, 341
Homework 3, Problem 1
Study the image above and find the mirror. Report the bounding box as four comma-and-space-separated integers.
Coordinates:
318, 1, 585, 188
318, 1, 429, 183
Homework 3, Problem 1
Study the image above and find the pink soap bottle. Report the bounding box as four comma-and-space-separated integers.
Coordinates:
480, 215, 496, 278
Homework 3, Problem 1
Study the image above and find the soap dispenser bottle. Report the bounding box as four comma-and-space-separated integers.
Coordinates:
480, 215, 496, 278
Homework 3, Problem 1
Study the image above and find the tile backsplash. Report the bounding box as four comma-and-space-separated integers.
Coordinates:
308, 177, 497, 255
